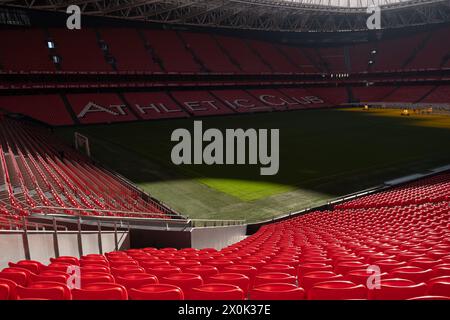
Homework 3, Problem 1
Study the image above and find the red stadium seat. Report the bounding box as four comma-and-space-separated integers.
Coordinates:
190, 284, 245, 300
16, 282, 71, 300
389, 266, 434, 283
72, 283, 128, 300
0, 283, 10, 300
260, 264, 296, 276
184, 265, 219, 279
160, 273, 203, 299
408, 296, 450, 300
0, 278, 17, 300
426, 276, 450, 296
146, 265, 182, 280
368, 278, 428, 300
254, 272, 296, 286
129, 284, 184, 300
207, 273, 250, 294
80, 272, 115, 287
307, 281, 367, 300
300, 271, 344, 291
8, 261, 44, 274
116, 273, 159, 290
250, 283, 305, 300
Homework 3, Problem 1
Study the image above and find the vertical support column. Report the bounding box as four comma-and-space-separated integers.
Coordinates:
77, 217, 83, 257
22, 217, 31, 260
53, 217, 60, 258
97, 220, 103, 254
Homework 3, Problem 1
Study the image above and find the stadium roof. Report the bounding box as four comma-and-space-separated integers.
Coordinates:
1, 0, 450, 32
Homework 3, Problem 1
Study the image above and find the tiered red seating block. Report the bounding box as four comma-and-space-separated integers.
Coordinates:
2, 169, 449, 300
248, 40, 299, 73
180, 32, 239, 73
210, 90, 272, 113
143, 30, 200, 73
123, 92, 189, 120
48, 28, 112, 72
0, 117, 171, 219
336, 172, 450, 209
278, 45, 319, 73
352, 86, 394, 103
0, 95, 73, 126
0, 28, 55, 72
170, 91, 234, 116
383, 85, 434, 103
99, 28, 161, 72
215, 35, 271, 73
67, 93, 137, 124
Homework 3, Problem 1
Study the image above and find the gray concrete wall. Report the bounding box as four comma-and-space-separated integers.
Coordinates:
0, 231, 130, 269
191, 225, 247, 250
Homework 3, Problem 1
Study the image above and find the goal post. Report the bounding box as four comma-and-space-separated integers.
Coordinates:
74, 132, 91, 157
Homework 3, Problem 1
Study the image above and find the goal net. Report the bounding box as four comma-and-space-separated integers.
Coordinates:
74, 132, 91, 157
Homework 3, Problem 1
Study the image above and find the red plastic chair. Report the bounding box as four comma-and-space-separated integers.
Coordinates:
8, 260, 44, 274
140, 260, 170, 269
80, 272, 115, 287
111, 265, 145, 277
427, 276, 450, 296
116, 273, 158, 290
16, 281, 71, 300
46, 263, 77, 273
72, 283, 128, 300
29, 272, 69, 285
408, 296, 450, 300
172, 260, 201, 271
0, 278, 17, 300
389, 266, 434, 283
224, 265, 258, 282
50, 256, 80, 266
205, 260, 234, 272
207, 273, 250, 294
190, 284, 244, 300
344, 269, 388, 286
307, 280, 367, 300
184, 265, 219, 279
373, 259, 407, 272
0, 283, 9, 300
146, 265, 182, 280
298, 263, 333, 279
260, 264, 296, 276
254, 272, 296, 286
432, 264, 450, 277
368, 278, 427, 300
80, 259, 109, 268
0, 268, 30, 286
161, 273, 203, 300
301, 271, 344, 291
250, 283, 305, 300
129, 284, 184, 300
240, 260, 267, 270
409, 258, 442, 269
80, 265, 110, 273
334, 261, 369, 275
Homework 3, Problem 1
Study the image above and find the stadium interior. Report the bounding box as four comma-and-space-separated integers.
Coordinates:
0, 0, 450, 301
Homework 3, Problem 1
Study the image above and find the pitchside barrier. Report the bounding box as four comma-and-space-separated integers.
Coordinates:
348, 102, 450, 113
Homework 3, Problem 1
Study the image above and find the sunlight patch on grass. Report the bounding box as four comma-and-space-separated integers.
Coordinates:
198, 178, 295, 201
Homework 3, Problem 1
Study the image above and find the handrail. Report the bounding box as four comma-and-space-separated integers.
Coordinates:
31, 212, 246, 226
0, 215, 68, 231
33, 212, 192, 224
31, 205, 183, 218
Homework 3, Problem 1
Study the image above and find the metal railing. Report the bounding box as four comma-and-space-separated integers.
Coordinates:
31, 205, 184, 219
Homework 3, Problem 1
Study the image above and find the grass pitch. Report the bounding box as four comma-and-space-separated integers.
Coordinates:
57, 108, 450, 222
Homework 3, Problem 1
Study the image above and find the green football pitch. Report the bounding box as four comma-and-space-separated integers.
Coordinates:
57, 108, 450, 222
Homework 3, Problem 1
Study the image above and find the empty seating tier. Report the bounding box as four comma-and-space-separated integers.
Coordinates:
0, 117, 173, 219
2, 167, 449, 299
